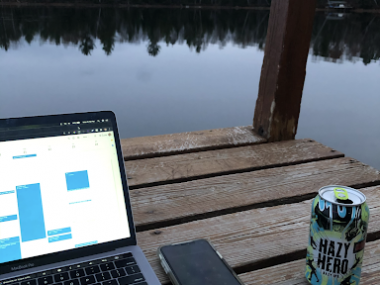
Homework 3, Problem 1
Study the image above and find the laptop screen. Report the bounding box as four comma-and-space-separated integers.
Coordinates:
0, 115, 131, 265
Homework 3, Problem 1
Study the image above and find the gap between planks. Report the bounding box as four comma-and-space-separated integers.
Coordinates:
126, 139, 344, 189
131, 157, 380, 231
121, 126, 266, 161
136, 186, 380, 284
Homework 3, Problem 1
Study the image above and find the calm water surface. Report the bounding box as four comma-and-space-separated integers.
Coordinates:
1, 7, 379, 169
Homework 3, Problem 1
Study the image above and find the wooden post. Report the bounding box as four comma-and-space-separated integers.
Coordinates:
253, 0, 317, 142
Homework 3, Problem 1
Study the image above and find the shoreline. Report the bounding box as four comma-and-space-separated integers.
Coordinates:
0, 2, 380, 13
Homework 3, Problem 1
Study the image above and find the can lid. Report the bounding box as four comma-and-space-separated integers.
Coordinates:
319, 185, 366, 206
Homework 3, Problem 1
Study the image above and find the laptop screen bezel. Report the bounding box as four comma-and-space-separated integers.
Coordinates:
0, 111, 137, 275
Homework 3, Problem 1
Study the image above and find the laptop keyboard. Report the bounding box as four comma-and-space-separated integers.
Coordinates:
1, 253, 147, 285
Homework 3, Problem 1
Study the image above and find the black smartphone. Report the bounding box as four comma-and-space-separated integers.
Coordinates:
157, 239, 244, 285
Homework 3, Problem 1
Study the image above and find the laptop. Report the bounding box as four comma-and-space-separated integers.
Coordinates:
0, 112, 160, 285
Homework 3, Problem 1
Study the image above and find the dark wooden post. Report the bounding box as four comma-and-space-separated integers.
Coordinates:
253, 0, 317, 142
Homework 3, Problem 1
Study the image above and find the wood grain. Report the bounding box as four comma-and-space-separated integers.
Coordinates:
125, 139, 343, 188
120, 126, 265, 160
254, 0, 317, 141
239, 238, 380, 285
131, 157, 380, 229
136, 186, 380, 284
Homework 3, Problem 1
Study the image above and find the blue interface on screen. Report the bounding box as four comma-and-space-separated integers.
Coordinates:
0, 131, 131, 264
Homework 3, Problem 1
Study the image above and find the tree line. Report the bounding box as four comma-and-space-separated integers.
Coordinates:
1, 0, 379, 9
0, 7, 379, 64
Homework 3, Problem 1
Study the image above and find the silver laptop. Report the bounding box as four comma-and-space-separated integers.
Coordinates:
0, 112, 160, 285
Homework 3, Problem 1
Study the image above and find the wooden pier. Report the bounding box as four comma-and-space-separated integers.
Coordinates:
120, 126, 380, 284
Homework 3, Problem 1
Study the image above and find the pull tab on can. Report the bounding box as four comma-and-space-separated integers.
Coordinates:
334, 187, 349, 200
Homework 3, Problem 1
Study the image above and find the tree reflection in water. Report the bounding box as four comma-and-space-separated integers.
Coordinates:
0, 7, 269, 57
0, 7, 379, 64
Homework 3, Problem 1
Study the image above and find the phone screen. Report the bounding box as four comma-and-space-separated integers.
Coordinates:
160, 239, 242, 285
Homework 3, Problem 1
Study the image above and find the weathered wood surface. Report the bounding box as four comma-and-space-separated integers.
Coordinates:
120, 126, 266, 160
126, 139, 343, 188
239, 238, 380, 285
253, 0, 317, 141
131, 157, 380, 229
137, 186, 380, 284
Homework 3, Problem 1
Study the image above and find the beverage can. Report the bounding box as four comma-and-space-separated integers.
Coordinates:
305, 185, 369, 285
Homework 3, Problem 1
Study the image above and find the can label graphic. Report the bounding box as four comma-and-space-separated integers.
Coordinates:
306, 186, 369, 285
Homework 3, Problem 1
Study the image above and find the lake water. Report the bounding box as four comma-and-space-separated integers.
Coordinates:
1, 7, 379, 169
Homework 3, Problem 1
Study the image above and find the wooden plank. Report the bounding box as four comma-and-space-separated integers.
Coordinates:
131, 157, 380, 229
240, 258, 311, 285
253, 0, 317, 141
120, 126, 266, 160
239, 238, 380, 285
137, 186, 380, 284
125, 139, 343, 188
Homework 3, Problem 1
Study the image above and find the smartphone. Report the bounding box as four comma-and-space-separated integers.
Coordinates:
157, 239, 244, 285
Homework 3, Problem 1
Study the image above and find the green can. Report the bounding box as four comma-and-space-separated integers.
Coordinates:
305, 185, 369, 285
